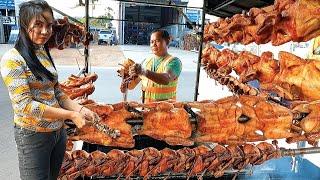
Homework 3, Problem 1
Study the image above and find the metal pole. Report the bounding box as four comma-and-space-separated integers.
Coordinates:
84, 0, 89, 74
193, 9, 205, 101
281, 147, 320, 157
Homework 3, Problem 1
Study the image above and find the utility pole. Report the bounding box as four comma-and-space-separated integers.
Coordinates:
0, 13, 5, 43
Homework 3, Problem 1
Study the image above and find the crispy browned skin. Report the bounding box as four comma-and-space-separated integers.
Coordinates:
204, 0, 320, 46
69, 103, 136, 148
202, 45, 320, 101
138, 101, 194, 146
59, 73, 98, 100
59, 143, 281, 179
47, 17, 93, 49
188, 95, 297, 144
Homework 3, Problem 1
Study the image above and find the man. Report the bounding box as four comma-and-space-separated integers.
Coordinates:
128, 29, 182, 103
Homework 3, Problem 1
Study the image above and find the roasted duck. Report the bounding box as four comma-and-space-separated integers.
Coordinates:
202, 45, 320, 101
59, 73, 98, 100
60, 73, 98, 88
187, 95, 297, 144
204, 0, 320, 46
69, 102, 136, 148
59, 142, 282, 179
60, 82, 95, 100
48, 17, 93, 50
131, 101, 194, 146
187, 95, 320, 145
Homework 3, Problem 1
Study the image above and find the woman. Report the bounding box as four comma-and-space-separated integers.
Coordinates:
0, 1, 96, 179
128, 29, 182, 103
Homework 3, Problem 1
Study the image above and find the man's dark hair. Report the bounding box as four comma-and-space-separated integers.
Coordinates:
151, 29, 171, 45
15, 0, 56, 81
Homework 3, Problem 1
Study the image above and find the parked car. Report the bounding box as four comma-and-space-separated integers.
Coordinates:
98, 30, 114, 45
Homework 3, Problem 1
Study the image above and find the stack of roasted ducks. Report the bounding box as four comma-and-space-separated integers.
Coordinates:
58, 142, 281, 179
67, 95, 320, 148
204, 0, 320, 45
202, 45, 320, 102
59, 73, 97, 100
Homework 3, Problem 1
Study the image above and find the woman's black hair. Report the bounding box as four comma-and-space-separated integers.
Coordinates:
151, 29, 171, 45
15, 0, 56, 81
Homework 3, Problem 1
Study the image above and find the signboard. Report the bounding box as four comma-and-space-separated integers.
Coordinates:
0, 0, 15, 10
1, 16, 16, 25
186, 9, 200, 23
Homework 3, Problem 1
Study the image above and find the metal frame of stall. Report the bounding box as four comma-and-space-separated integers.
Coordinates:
52, 0, 204, 78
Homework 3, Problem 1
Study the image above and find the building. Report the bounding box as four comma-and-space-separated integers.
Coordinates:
118, 0, 192, 45
0, 0, 15, 43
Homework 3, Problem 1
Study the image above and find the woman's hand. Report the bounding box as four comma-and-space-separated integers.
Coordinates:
69, 111, 86, 128
79, 106, 98, 122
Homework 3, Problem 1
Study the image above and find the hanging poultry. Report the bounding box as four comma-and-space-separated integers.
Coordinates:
129, 101, 194, 146
204, 0, 320, 46
69, 102, 137, 148
60, 73, 98, 88
117, 58, 138, 93
58, 142, 283, 179
59, 73, 98, 100
202, 45, 320, 102
47, 17, 93, 50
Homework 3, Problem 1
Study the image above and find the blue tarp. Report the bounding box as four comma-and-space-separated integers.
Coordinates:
0, 0, 15, 10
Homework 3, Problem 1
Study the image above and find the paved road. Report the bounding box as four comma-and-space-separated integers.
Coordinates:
0, 78, 19, 179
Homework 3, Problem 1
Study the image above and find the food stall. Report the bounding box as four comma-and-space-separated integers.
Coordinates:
55, 0, 320, 179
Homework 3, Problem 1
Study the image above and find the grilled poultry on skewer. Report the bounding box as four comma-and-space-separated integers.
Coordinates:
59, 142, 285, 179
69, 102, 136, 148
129, 101, 194, 146
187, 95, 297, 144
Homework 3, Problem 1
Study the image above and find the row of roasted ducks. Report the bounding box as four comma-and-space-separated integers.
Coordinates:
59, 73, 98, 100
201, 45, 320, 102
204, 0, 320, 46
67, 95, 320, 149
59, 142, 280, 179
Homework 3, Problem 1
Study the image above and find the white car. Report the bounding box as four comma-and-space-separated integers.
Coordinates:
98, 30, 114, 45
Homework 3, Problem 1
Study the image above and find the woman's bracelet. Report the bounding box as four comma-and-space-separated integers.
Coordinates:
79, 106, 84, 113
